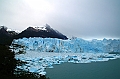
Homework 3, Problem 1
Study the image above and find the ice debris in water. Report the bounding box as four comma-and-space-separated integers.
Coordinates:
15, 51, 120, 76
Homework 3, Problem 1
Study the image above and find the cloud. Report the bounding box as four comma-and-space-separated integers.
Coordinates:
0, 0, 120, 39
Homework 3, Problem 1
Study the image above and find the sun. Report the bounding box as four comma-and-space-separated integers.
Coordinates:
24, 0, 54, 12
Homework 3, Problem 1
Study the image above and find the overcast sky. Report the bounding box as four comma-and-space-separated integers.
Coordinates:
0, 0, 120, 39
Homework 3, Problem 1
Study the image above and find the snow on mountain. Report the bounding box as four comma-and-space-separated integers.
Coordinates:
27, 24, 47, 31
34, 26, 46, 31
0, 26, 18, 37
0, 26, 7, 30
14, 24, 68, 39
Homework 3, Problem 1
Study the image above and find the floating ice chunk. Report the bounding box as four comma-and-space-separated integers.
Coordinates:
29, 67, 38, 72
47, 66, 54, 68
39, 71, 46, 76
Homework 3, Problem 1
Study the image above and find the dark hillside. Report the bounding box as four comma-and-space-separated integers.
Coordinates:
0, 26, 14, 45
14, 24, 68, 39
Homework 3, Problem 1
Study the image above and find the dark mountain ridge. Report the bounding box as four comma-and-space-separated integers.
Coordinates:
14, 24, 68, 39
0, 24, 68, 45
0, 26, 14, 45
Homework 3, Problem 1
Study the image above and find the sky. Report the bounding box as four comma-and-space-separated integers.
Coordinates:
0, 0, 120, 39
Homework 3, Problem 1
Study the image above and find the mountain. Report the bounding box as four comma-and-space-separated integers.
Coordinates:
14, 24, 68, 39
0, 26, 10, 38
0, 24, 68, 45
0, 26, 14, 45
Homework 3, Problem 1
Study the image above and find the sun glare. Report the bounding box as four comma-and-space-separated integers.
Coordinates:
24, 0, 54, 13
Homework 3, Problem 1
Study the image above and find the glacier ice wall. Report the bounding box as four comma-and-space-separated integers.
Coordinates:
11, 37, 120, 53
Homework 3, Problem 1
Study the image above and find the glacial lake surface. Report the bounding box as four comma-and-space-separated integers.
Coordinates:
46, 59, 120, 79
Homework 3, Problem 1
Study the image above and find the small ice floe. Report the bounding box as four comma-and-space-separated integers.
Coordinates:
29, 67, 38, 72
39, 71, 46, 76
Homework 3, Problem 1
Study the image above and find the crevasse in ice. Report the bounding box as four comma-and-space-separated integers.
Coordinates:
11, 37, 120, 53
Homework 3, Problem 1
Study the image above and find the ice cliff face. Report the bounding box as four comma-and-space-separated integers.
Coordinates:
11, 37, 120, 53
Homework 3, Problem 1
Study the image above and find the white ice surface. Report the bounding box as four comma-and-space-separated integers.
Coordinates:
15, 51, 120, 75
11, 37, 120, 53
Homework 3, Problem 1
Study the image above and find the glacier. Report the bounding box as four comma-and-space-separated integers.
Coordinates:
11, 37, 120, 76
11, 37, 120, 53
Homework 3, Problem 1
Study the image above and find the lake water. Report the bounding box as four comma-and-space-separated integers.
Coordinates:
46, 59, 120, 79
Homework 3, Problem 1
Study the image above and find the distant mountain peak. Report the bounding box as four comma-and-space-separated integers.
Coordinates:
45, 24, 51, 28
0, 26, 7, 30
26, 27, 36, 31
15, 24, 68, 39
0, 24, 68, 45
27, 24, 49, 31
